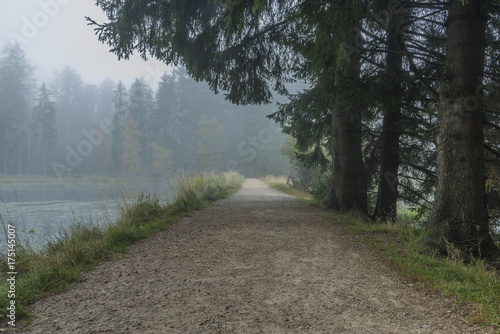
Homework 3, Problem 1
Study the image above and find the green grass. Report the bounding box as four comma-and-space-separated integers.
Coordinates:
0, 171, 244, 325
346, 216, 500, 328
0, 174, 175, 186
265, 178, 500, 330
0, 174, 111, 185
261, 176, 318, 206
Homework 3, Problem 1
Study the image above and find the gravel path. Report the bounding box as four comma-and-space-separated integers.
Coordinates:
22, 179, 493, 333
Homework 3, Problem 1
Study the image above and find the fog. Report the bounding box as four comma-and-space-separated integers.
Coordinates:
0, 0, 292, 246
0, 0, 171, 86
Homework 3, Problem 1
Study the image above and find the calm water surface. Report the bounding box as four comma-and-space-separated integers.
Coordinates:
0, 178, 174, 248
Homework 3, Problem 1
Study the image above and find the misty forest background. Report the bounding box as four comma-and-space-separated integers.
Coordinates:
0, 43, 292, 179
3, 2, 500, 325
2, 0, 500, 261
83, 0, 500, 260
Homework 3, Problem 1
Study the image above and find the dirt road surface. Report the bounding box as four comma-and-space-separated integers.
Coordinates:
22, 179, 493, 333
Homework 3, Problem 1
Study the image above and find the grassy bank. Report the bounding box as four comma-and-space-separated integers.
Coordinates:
261, 176, 317, 205
0, 172, 244, 324
264, 176, 500, 329
0, 174, 174, 186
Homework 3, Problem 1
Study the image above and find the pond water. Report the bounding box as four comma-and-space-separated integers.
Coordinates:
0, 178, 175, 249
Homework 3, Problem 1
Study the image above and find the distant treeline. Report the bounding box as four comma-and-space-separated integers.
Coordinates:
0, 43, 289, 178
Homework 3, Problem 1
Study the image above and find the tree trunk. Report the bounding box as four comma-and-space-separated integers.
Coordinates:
43, 149, 46, 177
286, 161, 292, 185
3, 150, 6, 176
429, 0, 500, 260
27, 130, 31, 175
17, 124, 21, 175
373, 11, 404, 221
325, 40, 367, 214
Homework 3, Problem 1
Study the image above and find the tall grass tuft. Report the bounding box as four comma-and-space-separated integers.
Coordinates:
0, 172, 244, 324
174, 172, 243, 210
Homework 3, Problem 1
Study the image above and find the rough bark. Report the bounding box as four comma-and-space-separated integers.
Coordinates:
325, 48, 367, 214
429, 0, 500, 261
373, 12, 404, 221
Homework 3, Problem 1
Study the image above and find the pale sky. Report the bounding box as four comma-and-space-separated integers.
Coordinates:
0, 0, 172, 87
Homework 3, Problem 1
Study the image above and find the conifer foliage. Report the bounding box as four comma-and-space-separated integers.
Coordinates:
88, 0, 500, 260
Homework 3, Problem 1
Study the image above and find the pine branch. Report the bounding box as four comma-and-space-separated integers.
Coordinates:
399, 158, 437, 178
484, 119, 500, 131
484, 143, 500, 158
399, 182, 433, 205
398, 194, 432, 211
397, 34, 440, 100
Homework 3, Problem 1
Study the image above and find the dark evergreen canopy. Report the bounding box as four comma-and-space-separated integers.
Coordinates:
87, 0, 295, 105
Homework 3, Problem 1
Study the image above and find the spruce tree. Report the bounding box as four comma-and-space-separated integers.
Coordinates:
429, 0, 500, 260
128, 78, 153, 175
32, 83, 57, 176
111, 81, 128, 175
0, 42, 33, 175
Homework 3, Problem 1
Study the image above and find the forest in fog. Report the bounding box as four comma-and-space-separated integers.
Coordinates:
2, 0, 500, 261
2, 3, 500, 330
0, 42, 289, 178
84, 0, 500, 260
